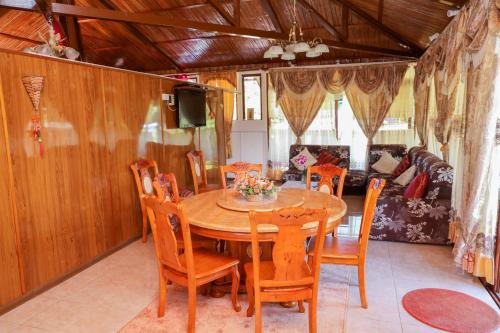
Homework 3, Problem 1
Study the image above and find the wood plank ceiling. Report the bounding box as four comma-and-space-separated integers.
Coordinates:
0, 0, 465, 73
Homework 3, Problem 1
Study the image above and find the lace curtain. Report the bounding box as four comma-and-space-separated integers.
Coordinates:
203, 77, 236, 159
417, 0, 499, 284
373, 66, 418, 149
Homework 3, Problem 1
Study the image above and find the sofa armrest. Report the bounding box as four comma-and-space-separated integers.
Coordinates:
371, 195, 451, 244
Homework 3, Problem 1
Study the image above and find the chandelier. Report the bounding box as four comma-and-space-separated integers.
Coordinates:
263, 0, 329, 60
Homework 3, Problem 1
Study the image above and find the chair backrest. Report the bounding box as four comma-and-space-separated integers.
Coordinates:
130, 159, 159, 201
306, 164, 348, 198
144, 196, 195, 276
153, 173, 180, 203
187, 150, 208, 194
249, 207, 329, 290
220, 162, 262, 189
358, 178, 385, 260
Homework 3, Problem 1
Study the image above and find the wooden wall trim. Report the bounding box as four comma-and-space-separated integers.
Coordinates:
0, 71, 25, 294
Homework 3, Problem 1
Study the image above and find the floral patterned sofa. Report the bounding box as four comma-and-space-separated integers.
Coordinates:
283, 144, 367, 194
367, 144, 408, 181
370, 146, 453, 244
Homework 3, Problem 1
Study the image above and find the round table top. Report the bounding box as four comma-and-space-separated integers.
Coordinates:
181, 188, 347, 242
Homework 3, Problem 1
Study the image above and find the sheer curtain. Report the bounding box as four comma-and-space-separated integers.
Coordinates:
268, 87, 367, 170
372, 66, 418, 149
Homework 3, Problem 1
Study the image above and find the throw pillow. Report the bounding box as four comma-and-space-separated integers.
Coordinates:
393, 155, 410, 177
315, 150, 341, 166
404, 172, 429, 199
371, 151, 400, 174
394, 165, 416, 186
290, 148, 317, 171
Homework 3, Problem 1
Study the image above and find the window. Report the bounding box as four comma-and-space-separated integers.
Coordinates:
242, 74, 262, 120
268, 87, 368, 170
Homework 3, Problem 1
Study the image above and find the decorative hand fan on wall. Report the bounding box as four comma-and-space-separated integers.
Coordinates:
22, 76, 45, 157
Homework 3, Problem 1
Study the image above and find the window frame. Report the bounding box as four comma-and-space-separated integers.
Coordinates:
241, 73, 263, 121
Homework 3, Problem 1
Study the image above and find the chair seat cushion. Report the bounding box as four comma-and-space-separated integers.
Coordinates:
177, 248, 238, 279
308, 236, 359, 259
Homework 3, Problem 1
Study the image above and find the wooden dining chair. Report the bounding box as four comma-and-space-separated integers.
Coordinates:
245, 207, 329, 333
130, 159, 159, 243
219, 162, 262, 189
306, 163, 347, 236
144, 196, 241, 333
152, 173, 216, 250
187, 150, 220, 195
306, 163, 347, 198
307, 178, 385, 309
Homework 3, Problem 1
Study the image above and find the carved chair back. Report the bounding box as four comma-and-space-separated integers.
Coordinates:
144, 197, 195, 277
153, 173, 180, 203
130, 159, 159, 200
306, 164, 347, 199
220, 162, 262, 189
249, 207, 328, 290
187, 150, 209, 194
358, 178, 385, 260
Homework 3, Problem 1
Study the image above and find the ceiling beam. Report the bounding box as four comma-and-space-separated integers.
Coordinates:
207, 0, 237, 26
328, 0, 422, 54
259, 0, 284, 33
377, 0, 383, 22
56, 0, 84, 56
296, 0, 344, 41
95, 0, 181, 71
45, 3, 414, 58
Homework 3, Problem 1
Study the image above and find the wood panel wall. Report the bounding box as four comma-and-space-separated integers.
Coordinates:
0, 50, 213, 310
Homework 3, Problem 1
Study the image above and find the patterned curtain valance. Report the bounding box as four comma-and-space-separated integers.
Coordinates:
269, 62, 409, 102
199, 71, 237, 87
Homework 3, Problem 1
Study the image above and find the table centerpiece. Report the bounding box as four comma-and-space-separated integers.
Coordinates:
236, 175, 277, 202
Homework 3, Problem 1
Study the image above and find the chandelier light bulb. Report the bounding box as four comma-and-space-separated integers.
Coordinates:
268, 45, 284, 56
314, 43, 329, 54
281, 51, 296, 61
264, 49, 274, 59
294, 42, 311, 53
306, 50, 320, 58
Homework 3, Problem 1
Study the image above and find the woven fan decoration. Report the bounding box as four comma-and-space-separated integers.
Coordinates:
22, 76, 45, 157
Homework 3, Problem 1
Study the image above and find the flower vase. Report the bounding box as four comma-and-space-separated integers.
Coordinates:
245, 193, 263, 202
265, 191, 278, 201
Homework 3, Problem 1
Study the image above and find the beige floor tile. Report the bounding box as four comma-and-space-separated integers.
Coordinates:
1, 196, 496, 333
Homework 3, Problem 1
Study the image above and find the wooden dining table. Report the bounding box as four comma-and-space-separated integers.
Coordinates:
180, 187, 347, 299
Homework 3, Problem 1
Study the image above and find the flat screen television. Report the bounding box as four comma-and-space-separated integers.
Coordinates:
174, 85, 207, 128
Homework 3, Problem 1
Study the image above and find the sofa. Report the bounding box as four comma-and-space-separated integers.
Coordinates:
283, 144, 367, 194
370, 146, 453, 245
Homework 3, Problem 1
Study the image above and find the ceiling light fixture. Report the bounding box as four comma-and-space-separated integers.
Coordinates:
263, 0, 329, 60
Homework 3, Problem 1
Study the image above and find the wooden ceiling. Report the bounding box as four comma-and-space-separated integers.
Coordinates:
0, 0, 466, 73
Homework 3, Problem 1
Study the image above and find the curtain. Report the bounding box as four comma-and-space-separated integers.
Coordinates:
270, 71, 326, 144
428, 0, 500, 284
345, 64, 408, 169
373, 66, 417, 148
204, 79, 236, 159
414, 57, 434, 146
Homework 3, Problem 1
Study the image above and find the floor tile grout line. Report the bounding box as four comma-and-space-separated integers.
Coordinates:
388, 243, 405, 333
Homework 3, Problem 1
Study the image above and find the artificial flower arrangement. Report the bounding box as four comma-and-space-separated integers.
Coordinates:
236, 175, 277, 202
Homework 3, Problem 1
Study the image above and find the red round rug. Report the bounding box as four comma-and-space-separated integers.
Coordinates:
402, 288, 499, 333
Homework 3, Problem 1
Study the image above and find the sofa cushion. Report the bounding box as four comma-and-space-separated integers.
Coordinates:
290, 147, 317, 171
408, 147, 453, 200
394, 165, 416, 186
393, 155, 411, 177
372, 151, 400, 174
369, 144, 407, 170
315, 150, 341, 166
404, 172, 429, 199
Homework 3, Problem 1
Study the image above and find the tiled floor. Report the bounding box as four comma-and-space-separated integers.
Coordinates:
0, 196, 497, 333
